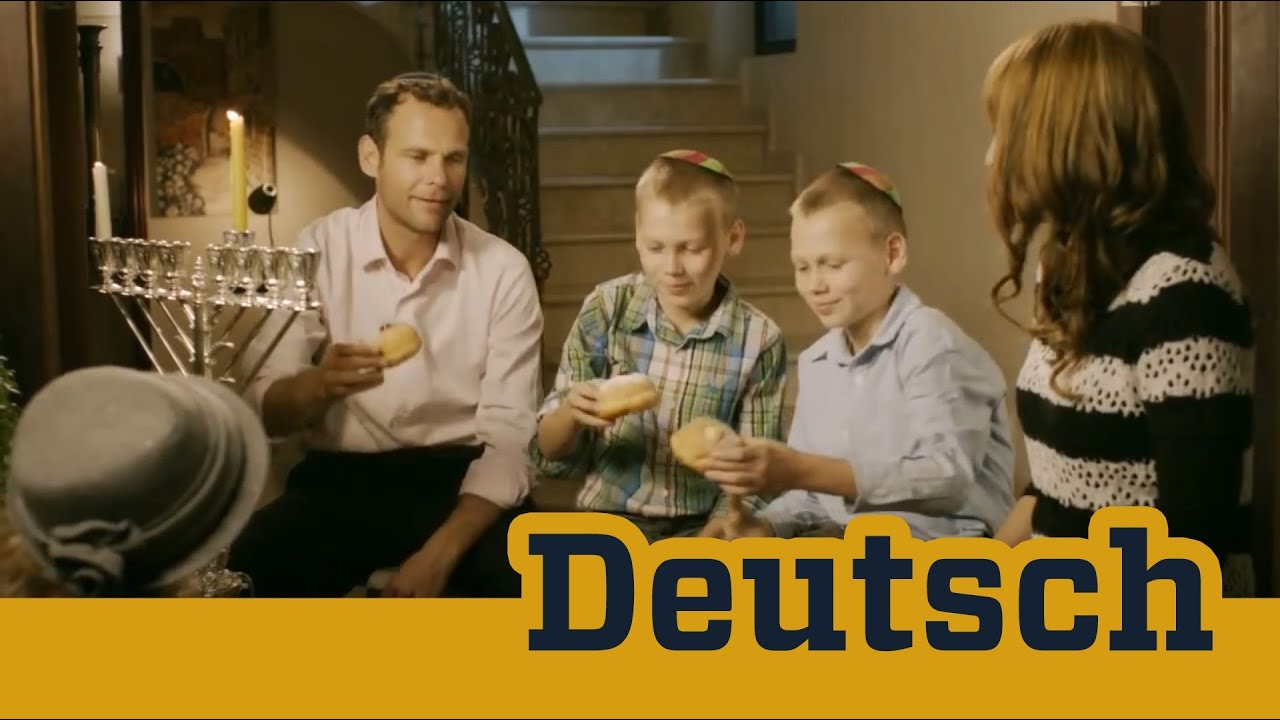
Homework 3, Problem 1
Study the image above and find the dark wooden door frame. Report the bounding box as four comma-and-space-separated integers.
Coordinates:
0, 1, 152, 404
0, 2, 62, 399
1121, 0, 1280, 597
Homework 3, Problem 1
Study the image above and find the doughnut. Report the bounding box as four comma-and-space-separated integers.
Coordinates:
671, 416, 736, 470
594, 373, 659, 420
376, 324, 422, 367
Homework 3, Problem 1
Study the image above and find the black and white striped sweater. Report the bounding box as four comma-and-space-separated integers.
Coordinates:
1016, 237, 1255, 559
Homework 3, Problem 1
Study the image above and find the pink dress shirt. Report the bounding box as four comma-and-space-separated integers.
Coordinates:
243, 198, 545, 510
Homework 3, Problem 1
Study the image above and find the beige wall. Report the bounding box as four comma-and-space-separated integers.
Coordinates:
667, 1, 755, 79
728, 1, 1117, 491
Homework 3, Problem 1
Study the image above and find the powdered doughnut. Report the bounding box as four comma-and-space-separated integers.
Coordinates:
671, 416, 736, 470
377, 324, 422, 367
594, 373, 659, 420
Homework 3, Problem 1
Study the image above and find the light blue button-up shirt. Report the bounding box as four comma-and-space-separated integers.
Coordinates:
759, 285, 1016, 540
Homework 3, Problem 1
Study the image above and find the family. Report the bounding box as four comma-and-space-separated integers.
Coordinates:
1, 18, 1256, 599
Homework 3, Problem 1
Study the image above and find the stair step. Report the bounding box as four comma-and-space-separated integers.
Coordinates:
540, 172, 796, 236
510, 1, 663, 38
539, 79, 755, 127
542, 227, 795, 293
538, 124, 774, 176
525, 35, 704, 83
525, 35, 694, 48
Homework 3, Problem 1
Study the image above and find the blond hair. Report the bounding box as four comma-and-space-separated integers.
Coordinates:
790, 167, 907, 239
984, 19, 1216, 398
635, 155, 740, 230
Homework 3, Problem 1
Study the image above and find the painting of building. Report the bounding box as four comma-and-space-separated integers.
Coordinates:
149, 1, 276, 218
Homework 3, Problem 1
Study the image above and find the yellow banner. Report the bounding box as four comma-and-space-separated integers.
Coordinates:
2, 506, 1277, 718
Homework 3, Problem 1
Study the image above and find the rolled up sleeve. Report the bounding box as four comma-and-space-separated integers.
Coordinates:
526, 289, 611, 480
849, 327, 1003, 517
460, 260, 545, 510
759, 489, 828, 539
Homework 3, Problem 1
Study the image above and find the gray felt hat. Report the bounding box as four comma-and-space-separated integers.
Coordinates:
5, 366, 269, 597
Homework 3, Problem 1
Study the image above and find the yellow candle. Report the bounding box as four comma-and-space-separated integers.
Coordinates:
227, 110, 247, 232
92, 161, 112, 239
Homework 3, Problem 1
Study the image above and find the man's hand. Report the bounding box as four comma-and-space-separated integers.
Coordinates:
382, 494, 503, 598
383, 541, 460, 598
315, 342, 386, 400
700, 436, 795, 496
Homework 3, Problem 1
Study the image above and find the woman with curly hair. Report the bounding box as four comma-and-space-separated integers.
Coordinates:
985, 19, 1255, 566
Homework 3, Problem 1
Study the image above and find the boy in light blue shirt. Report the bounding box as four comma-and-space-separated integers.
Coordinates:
698, 162, 1015, 540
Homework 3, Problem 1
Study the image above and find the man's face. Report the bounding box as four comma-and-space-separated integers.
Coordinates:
361, 98, 469, 236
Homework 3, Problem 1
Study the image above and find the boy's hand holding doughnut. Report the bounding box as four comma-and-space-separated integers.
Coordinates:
560, 373, 660, 430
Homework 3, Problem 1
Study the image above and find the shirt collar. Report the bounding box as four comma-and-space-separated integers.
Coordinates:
353, 197, 460, 276
623, 274, 740, 344
811, 284, 920, 365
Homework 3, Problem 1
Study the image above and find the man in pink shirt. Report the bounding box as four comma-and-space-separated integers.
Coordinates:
226, 73, 544, 598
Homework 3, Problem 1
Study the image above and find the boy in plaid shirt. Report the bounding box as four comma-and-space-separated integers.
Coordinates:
529, 150, 789, 541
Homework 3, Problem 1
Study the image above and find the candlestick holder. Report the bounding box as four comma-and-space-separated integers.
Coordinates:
87, 228, 322, 598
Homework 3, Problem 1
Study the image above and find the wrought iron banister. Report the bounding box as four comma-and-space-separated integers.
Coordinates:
430, 0, 551, 291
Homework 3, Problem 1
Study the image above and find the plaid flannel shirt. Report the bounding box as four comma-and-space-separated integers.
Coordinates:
529, 272, 789, 519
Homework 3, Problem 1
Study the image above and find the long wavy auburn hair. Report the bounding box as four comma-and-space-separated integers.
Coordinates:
983, 19, 1218, 399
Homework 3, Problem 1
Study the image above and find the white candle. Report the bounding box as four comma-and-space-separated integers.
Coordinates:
92, 161, 112, 239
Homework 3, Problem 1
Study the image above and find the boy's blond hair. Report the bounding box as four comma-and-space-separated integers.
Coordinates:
635, 151, 740, 230
790, 164, 907, 240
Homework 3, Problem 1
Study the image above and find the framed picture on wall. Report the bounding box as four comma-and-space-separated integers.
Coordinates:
147, 0, 277, 219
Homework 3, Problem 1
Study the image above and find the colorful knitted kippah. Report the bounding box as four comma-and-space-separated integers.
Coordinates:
837, 161, 902, 208
660, 149, 734, 179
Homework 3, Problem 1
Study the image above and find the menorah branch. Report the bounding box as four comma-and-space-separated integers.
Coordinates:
215, 308, 273, 382
156, 298, 195, 360
237, 310, 301, 396
107, 293, 162, 371
133, 297, 189, 375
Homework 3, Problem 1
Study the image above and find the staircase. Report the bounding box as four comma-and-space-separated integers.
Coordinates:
513, 0, 821, 510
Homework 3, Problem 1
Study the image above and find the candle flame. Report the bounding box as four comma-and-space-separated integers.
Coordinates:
227, 110, 242, 122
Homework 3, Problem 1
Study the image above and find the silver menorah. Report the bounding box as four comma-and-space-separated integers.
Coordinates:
87, 228, 322, 597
